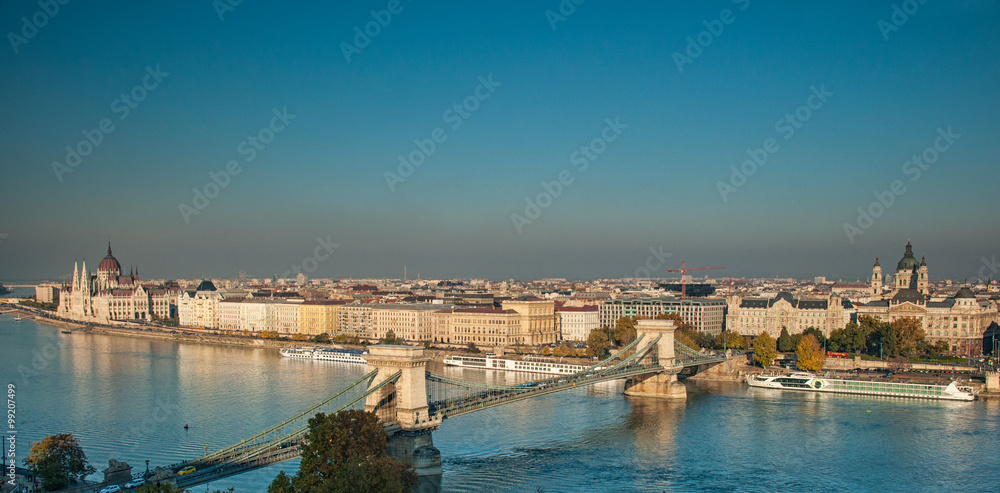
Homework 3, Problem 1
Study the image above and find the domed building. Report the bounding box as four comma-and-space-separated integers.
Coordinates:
870, 240, 929, 300
858, 240, 1000, 356
59, 242, 178, 322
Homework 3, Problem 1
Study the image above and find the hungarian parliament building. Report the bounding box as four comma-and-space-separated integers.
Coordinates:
58, 243, 178, 322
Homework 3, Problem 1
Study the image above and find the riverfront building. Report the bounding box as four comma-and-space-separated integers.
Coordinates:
178, 280, 224, 329
599, 297, 726, 335
726, 292, 855, 338
298, 300, 346, 336
856, 240, 1000, 355
857, 288, 999, 356
556, 305, 599, 342
59, 243, 178, 323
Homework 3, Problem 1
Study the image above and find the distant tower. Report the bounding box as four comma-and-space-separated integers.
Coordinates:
871, 257, 882, 298
918, 255, 929, 296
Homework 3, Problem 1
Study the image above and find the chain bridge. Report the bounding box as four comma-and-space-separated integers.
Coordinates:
150, 319, 729, 488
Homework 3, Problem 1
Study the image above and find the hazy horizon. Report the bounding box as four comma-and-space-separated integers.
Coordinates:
2, 2, 998, 283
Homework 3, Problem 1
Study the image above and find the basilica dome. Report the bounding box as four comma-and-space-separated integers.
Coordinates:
896, 241, 920, 271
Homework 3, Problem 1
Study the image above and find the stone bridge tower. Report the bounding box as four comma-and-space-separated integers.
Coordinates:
624, 319, 687, 399
364, 345, 441, 481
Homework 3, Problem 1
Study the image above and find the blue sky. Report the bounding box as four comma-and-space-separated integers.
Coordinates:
1, 1, 998, 282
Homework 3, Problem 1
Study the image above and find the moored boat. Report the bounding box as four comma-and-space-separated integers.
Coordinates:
280, 346, 367, 364
443, 355, 590, 375
746, 372, 976, 401
279, 346, 317, 359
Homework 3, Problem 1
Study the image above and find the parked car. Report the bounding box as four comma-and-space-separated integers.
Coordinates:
124, 478, 146, 488
100, 486, 122, 493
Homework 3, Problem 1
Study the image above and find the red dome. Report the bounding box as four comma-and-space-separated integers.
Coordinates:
98, 242, 121, 273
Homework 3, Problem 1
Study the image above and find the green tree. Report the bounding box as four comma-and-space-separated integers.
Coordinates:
828, 327, 847, 352
931, 339, 950, 355
777, 327, 793, 352
795, 334, 826, 371
311, 333, 331, 344
268, 410, 417, 493
868, 322, 898, 358
586, 328, 612, 357
381, 330, 400, 345
802, 327, 826, 347
23, 433, 96, 491
752, 332, 777, 368
830, 322, 867, 353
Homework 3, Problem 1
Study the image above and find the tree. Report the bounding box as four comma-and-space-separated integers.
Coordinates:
716, 330, 747, 350
311, 333, 332, 344
268, 410, 417, 493
802, 327, 826, 347
291, 333, 308, 341
613, 317, 638, 346
777, 327, 793, 352
829, 322, 866, 353
931, 339, 950, 356
465, 342, 480, 353
795, 334, 826, 371
890, 317, 926, 357
23, 433, 96, 491
868, 322, 897, 358
752, 332, 777, 368
381, 330, 400, 345
586, 329, 612, 358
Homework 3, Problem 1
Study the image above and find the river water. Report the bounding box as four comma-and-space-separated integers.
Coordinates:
2, 304, 998, 492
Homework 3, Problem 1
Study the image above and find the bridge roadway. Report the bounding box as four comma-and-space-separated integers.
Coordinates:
165, 336, 730, 488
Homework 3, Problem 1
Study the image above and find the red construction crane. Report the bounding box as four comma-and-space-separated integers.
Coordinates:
665, 261, 726, 299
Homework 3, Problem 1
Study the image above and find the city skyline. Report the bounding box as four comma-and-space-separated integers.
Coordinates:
2, 2, 999, 281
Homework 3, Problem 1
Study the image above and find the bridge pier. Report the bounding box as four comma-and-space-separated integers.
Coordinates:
387, 429, 442, 482
623, 319, 687, 400
365, 345, 443, 486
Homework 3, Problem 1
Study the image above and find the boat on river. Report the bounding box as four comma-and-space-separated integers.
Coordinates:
746, 372, 976, 401
443, 354, 591, 375
279, 346, 367, 364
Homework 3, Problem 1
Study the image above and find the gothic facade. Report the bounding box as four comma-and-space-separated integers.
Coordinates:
59, 243, 178, 323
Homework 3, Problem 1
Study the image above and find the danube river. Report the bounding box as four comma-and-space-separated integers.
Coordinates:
2, 310, 999, 492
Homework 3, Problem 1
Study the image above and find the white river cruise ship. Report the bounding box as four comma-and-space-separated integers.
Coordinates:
279, 346, 367, 364
443, 355, 591, 375
746, 372, 976, 401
